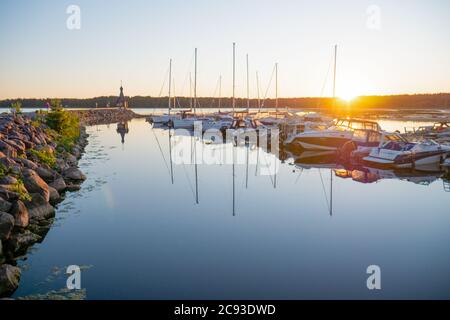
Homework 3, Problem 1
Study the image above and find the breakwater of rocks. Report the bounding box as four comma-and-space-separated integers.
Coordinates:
69, 108, 143, 126
0, 108, 141, 297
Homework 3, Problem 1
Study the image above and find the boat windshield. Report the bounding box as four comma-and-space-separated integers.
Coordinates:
384, 133, 409, 143
334, 119, 380, 132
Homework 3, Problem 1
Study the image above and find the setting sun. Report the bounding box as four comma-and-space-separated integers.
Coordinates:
339, 93, 358, 102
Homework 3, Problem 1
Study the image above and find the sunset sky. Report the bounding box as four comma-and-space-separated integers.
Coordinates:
0, 0, 449, 100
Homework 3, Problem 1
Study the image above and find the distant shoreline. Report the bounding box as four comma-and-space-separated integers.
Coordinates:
1, 93, 450, 111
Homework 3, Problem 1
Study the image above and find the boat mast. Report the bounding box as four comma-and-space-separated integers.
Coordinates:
275, 63, 279, 113
189, 73, 193, 109
246, 54, 250, 112
168, 59, 172, 116
256, 71, 261, 112
330, 45, 337, 217
194, 48, 198, 115
232, 42, 236, 112
333, 45, 337, 102
219, 75, 222, 111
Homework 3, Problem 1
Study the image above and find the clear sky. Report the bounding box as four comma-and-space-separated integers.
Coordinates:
0, 0, 449, 100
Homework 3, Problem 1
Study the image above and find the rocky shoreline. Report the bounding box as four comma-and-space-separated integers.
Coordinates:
0, 108, 140, 297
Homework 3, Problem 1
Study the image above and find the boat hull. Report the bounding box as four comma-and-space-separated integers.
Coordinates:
292, 136, 351, 151
364, 150, 448, 169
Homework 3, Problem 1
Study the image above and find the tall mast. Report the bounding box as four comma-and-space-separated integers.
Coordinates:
275, 63, 279, 113
246, 54, 250, 112
168, 59, 172, 115
232, 42, 236, 112
256, 71, 261, 112
218, 75, 222, 111
194, 48, 198, 115
189, 72, 193, 109
330, 44, 337, 217
333, 45, 337, 99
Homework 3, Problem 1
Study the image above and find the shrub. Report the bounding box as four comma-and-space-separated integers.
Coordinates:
0, 163, 9, 177
45, 99, 80, 143
11, 178, 32, 202
29, 148, 56, 168
10, 101, 22, 115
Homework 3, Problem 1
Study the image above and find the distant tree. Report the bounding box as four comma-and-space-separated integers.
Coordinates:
10, 101, 22, 116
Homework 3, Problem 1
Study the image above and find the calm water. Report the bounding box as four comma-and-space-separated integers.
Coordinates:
9, 117, 450, 300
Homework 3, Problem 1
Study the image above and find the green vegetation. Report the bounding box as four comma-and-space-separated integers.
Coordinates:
11, 178, 32, 202
0, 163, 9, 177
10, 101, 22, 115
1, 164, 31, 201
29, 148, 56, 168
45, 99, 80, 152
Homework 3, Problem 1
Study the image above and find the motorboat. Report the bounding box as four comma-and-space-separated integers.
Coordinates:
284, 118, 382, 151
363, 134, 450, 168
410, 122, 450, 139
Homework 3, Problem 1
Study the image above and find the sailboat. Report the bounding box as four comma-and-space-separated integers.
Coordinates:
151, 59, 180, 125
172, 48, 204, 130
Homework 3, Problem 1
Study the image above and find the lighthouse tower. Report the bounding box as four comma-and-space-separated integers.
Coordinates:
115, 81, 128, 108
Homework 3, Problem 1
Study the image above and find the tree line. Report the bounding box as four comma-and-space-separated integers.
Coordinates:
1, 93, 449, 110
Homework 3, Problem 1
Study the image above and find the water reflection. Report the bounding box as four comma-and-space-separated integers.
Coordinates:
11, 118, 450, 300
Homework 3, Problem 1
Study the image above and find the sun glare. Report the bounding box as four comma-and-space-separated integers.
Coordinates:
339, 93, 358, 102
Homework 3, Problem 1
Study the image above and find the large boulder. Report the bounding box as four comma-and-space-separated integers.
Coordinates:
0, 176, 18, 185
0, 240, 4, 264
48, 186, 60, 204
0, 198, 12, 213
5, 230, 41, 254
10, 200, 29, 228
13, 157, 38, 170
22, 169, 50, 202
0, 264, 21, 296
35, 167, 56, 183
63, 167, 86, 182
25, 194, 55, 221
49, 177, 67, 193
0, 212, 14, 240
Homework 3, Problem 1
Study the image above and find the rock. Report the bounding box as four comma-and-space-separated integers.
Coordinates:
10, 200, 29, 228
0, 186, 20, 202
25, 194, 55, 221
13, 157, 38, 170
48, 186, 60, 204
65, 154, 78, 166
0, 212, 14, 240
0, 198, 12, 212
0, 264, 21, 296
4, 139, 25, 153
66, 183, 81, 192
5, 230, 41, 254
49, 177, 67, 193
63, 167, 86, 181
54, 158, 69, 173
35, 167, 56, 183
0, 176, 18, 185
0, 157, 16, 168
22, 169, 50, 202
0, 142, 17, 158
